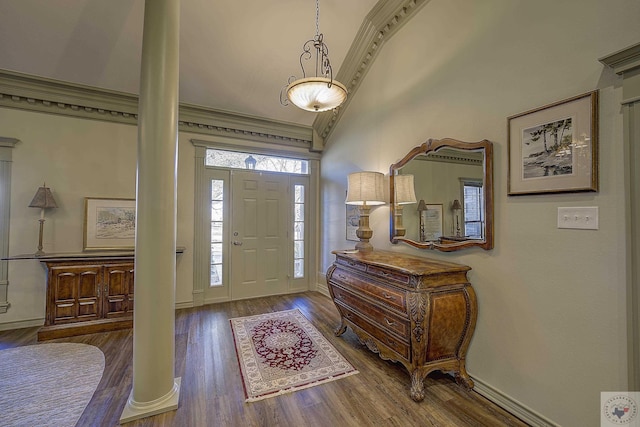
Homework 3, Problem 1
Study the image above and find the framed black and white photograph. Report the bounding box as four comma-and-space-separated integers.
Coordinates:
508, 91, 598, 195
84, 197, 136, 250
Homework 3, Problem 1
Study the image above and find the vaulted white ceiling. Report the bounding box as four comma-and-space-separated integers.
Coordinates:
0, 0, 380, 128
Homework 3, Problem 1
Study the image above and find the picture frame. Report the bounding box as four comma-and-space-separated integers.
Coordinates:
84, 197, 136, 251
346, 204, 359, 242
508, 91, 598, 195
420, 204, 443, 242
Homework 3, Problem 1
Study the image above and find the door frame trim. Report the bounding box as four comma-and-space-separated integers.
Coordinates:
191, 138, 320, 306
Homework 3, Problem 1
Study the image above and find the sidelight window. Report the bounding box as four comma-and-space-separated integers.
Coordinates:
293, 184, 305, 279
210, 179, 224, 287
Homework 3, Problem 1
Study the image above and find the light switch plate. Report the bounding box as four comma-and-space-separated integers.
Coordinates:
557, 207, 599, 230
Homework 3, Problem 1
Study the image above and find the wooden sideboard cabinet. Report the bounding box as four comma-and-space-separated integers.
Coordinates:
38, 257, 134, 340
326, 250, 477, 401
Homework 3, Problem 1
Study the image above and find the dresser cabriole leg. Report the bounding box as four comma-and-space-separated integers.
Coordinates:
334, 317, 348, 336
410, 370, 426, 402
455, 361, 474, 389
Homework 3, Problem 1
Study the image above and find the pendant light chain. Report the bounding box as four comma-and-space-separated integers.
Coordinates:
315, 0, 320, 37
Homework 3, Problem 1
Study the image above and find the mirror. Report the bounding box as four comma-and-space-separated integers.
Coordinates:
390, 138, 494, 252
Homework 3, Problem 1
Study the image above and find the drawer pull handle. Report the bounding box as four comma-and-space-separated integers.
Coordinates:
384, 318, 395, 327
380, 271, 391, 277
386, 338, 396, 346
345, 312, 353, 319
382, 292, 395, 300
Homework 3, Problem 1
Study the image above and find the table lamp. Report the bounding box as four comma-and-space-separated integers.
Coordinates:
345, 172, 385, 252
29, 183, 58, 256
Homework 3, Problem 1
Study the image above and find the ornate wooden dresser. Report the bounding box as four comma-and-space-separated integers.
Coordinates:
326, 249, 477, 401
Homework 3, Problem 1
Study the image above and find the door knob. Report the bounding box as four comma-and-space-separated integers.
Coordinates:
232, 241, 243, 246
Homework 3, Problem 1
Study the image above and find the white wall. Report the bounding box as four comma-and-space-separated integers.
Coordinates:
321, 0, 640, 425
0, 109, 197, 324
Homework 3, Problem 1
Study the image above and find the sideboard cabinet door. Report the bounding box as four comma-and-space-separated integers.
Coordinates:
103, 263, 135, 319
47, 265, 102, 325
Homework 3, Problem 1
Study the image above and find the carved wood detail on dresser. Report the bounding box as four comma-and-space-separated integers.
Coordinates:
326, 250, 477, 401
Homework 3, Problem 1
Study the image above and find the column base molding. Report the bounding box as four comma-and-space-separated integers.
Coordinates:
119, 377, 181, 424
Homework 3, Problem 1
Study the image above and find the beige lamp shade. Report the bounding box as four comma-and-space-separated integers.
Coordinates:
452, 199, 462, 211
346, 172, 385, 206
29, 184, 58, 209
394, 174, 417, 205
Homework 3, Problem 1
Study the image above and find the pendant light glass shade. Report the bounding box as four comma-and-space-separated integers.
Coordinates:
287, 77, 348, 112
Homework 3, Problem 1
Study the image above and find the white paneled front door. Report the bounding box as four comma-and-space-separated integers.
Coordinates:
230, 170, 289, 300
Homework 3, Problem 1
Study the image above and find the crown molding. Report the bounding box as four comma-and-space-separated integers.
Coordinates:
0, 69, 314, 151
0, 137, 20, 149
417, 148, 484, 166
313, 0, 431, 145
0, 0, 429, 151
599, 42, 640, 75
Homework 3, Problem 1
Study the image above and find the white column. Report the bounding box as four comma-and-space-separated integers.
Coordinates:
120, 0, 181, 423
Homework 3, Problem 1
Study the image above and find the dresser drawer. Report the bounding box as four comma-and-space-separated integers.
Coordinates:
335, 257, 367, 273
332, 285, 410, 339
367, 265, 411, 285
339, 304, 410, 361
330, 267, 407, 314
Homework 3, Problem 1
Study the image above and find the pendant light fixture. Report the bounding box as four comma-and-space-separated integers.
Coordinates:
280, 0, 347, 112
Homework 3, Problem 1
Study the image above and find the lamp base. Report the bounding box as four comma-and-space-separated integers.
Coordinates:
34, 250, 45, 257
355, 240, 374, 252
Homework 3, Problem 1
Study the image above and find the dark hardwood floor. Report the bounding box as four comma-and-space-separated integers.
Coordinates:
0, 291, 529, 426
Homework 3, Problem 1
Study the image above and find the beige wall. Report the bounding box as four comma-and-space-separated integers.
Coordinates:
0, 109, 197, 324
321, 0, 640, 425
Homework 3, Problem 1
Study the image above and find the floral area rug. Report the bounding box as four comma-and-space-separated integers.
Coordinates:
230, 308, 358, 402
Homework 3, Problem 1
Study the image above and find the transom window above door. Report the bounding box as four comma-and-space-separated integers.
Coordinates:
206, 149, 309, 175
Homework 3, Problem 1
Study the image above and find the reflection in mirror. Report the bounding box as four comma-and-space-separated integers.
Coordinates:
390, 138, 494, 252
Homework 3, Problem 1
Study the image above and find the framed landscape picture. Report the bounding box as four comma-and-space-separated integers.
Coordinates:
84, 197, 136, 250
508, 91, 598, 195
346, 204, 359, 242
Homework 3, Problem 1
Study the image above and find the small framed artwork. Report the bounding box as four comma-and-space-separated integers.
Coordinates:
84, 197, 136, 250
508, 91, 598, 195
420, 204, 443, 242
346, 205, 359, 242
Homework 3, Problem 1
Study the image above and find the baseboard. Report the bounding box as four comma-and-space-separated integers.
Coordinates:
0, 318, 44, 331
175, 301, 194, 310
472, 376, 558, 427
315, 271, 330, 297
316, 282, 330, 297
